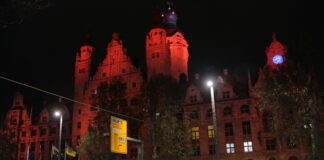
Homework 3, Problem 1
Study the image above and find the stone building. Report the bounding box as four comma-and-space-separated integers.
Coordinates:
0, 4, 306, 160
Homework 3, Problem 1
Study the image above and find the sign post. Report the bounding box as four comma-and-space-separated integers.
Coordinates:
110, 116, 127, 154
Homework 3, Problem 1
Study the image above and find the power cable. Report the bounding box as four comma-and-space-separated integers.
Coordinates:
0, 75, 143, 122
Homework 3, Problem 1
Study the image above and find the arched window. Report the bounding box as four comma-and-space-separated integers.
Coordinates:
263, 111, 273, 132
241, 105, 250, 113
224, 107, 232, 116
288, 156, 298, 160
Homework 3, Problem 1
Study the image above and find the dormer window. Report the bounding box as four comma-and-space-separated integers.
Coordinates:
222, 91, 230, 99
190, 95, 197, 103
42, 116, 47, 123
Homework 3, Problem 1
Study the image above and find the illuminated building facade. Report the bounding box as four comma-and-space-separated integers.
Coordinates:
0, 4, 306, 160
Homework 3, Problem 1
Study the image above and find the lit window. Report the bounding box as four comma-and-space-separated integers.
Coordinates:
243, 141, 253, 152
226, 143, 235, 153
208, 125, 214, 138
225, 123, 234, 136
242, 121, 251, 135
191, 127, 199, 140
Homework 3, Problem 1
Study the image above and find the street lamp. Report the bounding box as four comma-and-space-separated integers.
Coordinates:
54, 111, 63, 157
207, 80, 220, 160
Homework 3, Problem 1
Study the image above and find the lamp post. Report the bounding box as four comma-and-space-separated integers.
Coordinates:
207, 81, 220, 160
54, 111, 63, 159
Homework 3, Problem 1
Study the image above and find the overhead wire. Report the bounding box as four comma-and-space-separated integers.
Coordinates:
0, 75, 143, 122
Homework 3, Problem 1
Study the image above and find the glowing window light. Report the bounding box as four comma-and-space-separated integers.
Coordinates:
272, 54, 284, 64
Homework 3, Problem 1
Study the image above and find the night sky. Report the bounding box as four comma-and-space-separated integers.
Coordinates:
0, 0, 321, 112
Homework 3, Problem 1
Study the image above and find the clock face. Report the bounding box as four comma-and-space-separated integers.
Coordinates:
272, 54, 284, 64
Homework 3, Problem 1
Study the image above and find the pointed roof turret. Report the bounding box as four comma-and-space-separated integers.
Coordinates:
12, 91, 24, 108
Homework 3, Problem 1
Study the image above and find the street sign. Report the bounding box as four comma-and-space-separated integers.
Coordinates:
110, 116, 127, 154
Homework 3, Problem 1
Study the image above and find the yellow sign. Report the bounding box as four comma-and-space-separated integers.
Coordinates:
111, 116, 127, 154
65, 146, 77, 157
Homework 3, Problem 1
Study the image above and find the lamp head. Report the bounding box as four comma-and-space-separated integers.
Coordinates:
54, 111, 61, 117
207, 81, 213, 87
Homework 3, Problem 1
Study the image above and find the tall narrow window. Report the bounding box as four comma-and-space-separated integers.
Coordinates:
266, 138, 276, 150
226, 143, 235, 153
243, 141, 253, 152
191, 127, 199, 140
209, 145, 215, 155
208, 125, 214, 138
193, 146, 200, 156
77, 122, 81, 129
263, 111, 273, 132
225, 123, 234, 136
287, 137, 297, 149
207, 109, 212, 117
20, 143, 26, 152
242, 121, 251, 135
40, 141, 45, 151
31, 142, 35, 151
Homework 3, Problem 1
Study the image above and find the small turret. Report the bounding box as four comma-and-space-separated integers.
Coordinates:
12, 91, 24, 108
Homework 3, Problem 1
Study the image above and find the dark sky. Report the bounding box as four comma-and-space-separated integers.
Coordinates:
0, 0, 321, 112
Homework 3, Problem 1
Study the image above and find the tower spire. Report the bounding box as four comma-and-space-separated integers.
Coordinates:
248, 71, 252, 91
272, 32, 277, 42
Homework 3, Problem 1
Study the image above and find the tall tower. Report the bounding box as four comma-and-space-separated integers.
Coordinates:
74, 34, 94, 100
146, 3, 189, 81
265, 33, 286, 67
